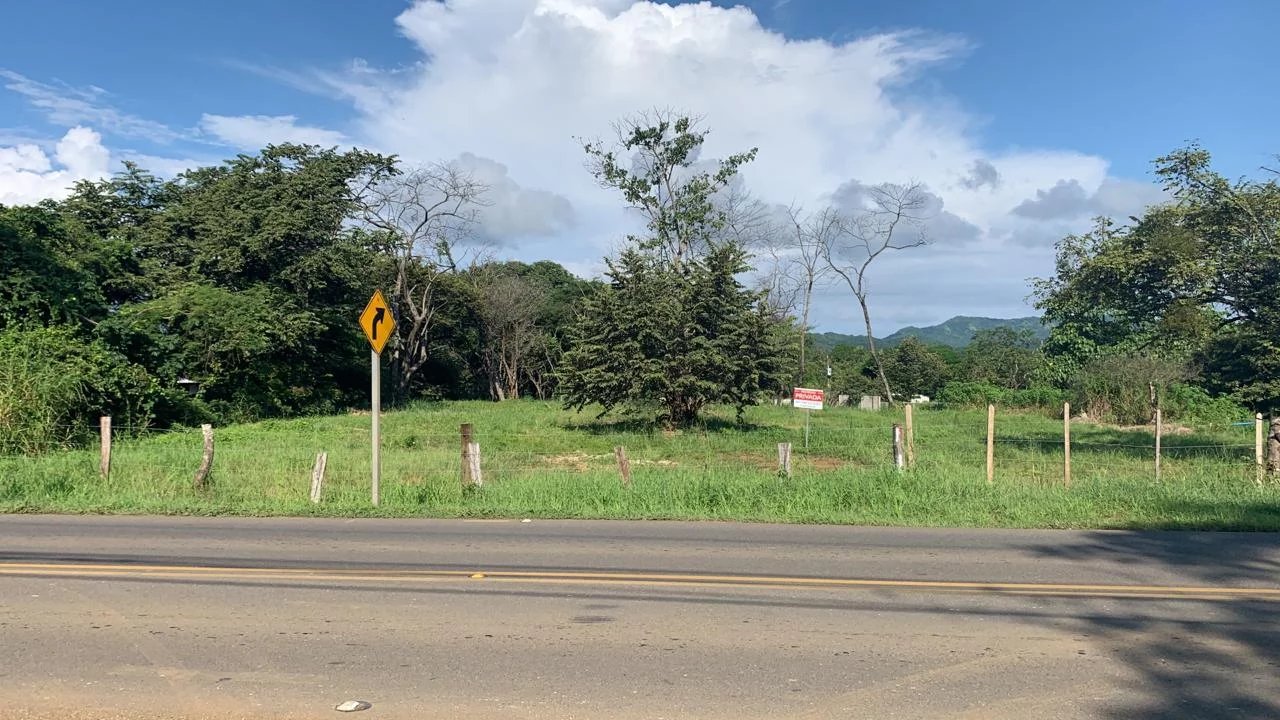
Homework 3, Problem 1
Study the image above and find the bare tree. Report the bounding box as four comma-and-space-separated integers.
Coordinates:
779, 205, 840, 382
477, 275, 544, 401
360, 163, 489, 401
820, 183, 928, 404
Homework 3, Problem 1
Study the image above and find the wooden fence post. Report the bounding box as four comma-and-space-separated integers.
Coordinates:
1268, 416, 1280, 480
903, 403, 915, 469
777, 442, 792, 478
892, 424, 905, 471
460, 423, 475, 487
1257, 413, 1266, 486
1154, 408, 1163, 482
467, 442, 483, 487
193, 424, 214, 490
99, 416, 111, 481
1063, 402, 1071, 488
614, 446, 632, 488
310, 452, 328, 503
986, 404, 995, 485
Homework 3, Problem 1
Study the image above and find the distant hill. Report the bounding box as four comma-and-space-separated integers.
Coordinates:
811, 316, 1049, 350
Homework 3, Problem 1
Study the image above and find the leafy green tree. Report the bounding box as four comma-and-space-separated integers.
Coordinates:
0, 204, 105, 330
561, 113, 786, 426
581, 111, 757, 269
1034, 144, 1279, 411
880, 337, 950, 399
558, 245, 787, 426
961, 327, 1044, 390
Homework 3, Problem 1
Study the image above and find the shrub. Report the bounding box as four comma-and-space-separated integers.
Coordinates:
1164, 383, 1248, 426
0, 325, 160, 454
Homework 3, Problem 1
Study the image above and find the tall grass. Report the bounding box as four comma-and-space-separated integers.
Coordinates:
1, 400, 1274, 529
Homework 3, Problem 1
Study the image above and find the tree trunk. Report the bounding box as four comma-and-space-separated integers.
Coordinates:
857, 292, 894, 405
799, 278, 813, 384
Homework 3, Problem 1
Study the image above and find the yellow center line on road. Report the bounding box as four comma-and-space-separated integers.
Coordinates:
2, 561, 1278, 601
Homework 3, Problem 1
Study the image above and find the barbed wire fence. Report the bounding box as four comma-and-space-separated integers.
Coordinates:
1, 404, 1274, 508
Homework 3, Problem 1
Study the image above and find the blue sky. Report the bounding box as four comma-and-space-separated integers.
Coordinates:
2, 0, 1275, 331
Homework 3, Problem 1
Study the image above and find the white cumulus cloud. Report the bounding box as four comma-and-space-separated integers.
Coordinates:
305, 0, 1158, 328
0, 126, 111, 205
198, 114, 350, 149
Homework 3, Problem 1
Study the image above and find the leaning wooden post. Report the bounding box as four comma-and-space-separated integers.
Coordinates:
1256, 413, 1266, 486
892, 424, 905, 471
1063, 402, 1072, 488
985, 404, 995, 485
310, 452, 328, 503
903, 403, 916, 469
1154, 407, 1163, 482
614, 446, 632, 488
99, 416, 112, 481
193, 423, 214, 490
777, 442, 792, 478
460, 423, 475, 487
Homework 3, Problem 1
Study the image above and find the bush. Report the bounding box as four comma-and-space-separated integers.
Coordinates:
1164, 383, 1248, 426
938, 381, 1066, 409
1071, 354, 1186, 425
0, 325, 160, 454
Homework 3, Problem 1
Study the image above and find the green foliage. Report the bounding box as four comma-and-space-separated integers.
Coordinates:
1034, 144, 1280, 412
880, 337, 950, 399
936, 381, 1067, 409
0, 325, 158, 454
1163, 384, 1249, 427
0, 203, 107, 329
962, 327, 1044, 390
582, 112, 757, 267
558, 246, 788, 426
1071, 354, 1186, 425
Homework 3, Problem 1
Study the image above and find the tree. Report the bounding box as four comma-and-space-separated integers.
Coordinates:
581, 111, 757, 270
558, 244, 787, 426
360, 162, 489, 402
1033, 144, 1279, 411
881, 337, 950, 399
962, 328, 1044, 390
820, 184, 929, 404
476, 274, 543, 401
770, 205, 837, 384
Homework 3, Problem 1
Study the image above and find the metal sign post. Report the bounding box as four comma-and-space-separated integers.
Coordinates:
359, 290, 396, 507
792, 388, 825, 450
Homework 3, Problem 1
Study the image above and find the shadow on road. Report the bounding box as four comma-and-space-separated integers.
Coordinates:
1030, 528, 1280, 719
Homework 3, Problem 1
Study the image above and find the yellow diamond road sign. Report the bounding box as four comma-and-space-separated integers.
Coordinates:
359, 289, 396, 355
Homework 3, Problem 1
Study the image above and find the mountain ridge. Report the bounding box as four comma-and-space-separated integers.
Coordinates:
811, 315, 1048, 350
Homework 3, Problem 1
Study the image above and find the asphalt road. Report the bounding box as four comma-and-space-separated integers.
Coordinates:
2, 516, 1279, 719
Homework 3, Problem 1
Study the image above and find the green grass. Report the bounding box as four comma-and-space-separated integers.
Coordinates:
1, 400, 1276, 530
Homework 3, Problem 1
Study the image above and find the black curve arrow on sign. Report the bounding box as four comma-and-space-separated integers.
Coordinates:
372, 307, 385, 341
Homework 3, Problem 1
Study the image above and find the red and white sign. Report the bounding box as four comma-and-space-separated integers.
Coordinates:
792, 387, 824, 410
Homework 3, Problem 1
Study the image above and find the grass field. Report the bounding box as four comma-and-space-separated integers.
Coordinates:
1, 400, 1276, 529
